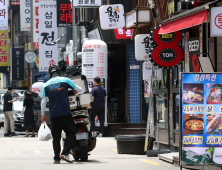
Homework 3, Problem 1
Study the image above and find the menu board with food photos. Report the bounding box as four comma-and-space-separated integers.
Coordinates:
181, 73, 222, 166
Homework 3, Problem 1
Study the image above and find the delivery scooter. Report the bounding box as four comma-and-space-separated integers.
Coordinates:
62, 73, 96, 161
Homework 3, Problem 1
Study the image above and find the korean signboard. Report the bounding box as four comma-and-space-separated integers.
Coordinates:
0, 30, 9, 66
57, 0, 72, 27
20, 0, 31, 31
82, 39, 108, 127
142, 62, 162, 80
168, 0, 177, 16
39, 1, 58, 72
10, 0, 20, 9
150, 25, 183, 68
11, 48, 25, 81
0, 0, 8, 30
114, 28, 132, 39
211, 7, 222, 37
181, 73, 222, 165
73, 0, 101, 7
135, 34, 150, 61
125, 11, 136, 28
188, 37, 200, 72
33, 0, 39, 49
99, 4, 125, 30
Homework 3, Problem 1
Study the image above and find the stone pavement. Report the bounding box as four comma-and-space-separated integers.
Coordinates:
0, 128, 180, 170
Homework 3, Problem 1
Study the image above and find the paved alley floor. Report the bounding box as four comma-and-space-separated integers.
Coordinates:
0, 128, 179, 170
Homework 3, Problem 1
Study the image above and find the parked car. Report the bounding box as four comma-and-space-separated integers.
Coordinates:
12, 92, 40, 132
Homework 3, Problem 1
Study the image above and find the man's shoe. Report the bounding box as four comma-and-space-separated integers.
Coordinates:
11, 132, 18, 136
59, 155, 73, 163
98, 133, 103, 137
4, 133, 11, 137
54, 161, 60, 164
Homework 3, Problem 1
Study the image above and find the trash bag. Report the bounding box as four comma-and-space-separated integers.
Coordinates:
38, 122, 52, 141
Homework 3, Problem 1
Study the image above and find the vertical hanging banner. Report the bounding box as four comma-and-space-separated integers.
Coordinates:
39, 1, 58, 72
82, 39, 108, 127
99, 4, 125, 30
33, 0, 39, 49
20, 0, 31, 31
0, 30, 9, 66
57, 0, 72, 27
0, 0, 8, 30
188, 37, 200, 72
11, 48, 25, 81
10, 0, 20, 9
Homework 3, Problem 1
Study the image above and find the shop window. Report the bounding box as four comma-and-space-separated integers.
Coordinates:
156, 93, 168, 129
173, 93, 180, 130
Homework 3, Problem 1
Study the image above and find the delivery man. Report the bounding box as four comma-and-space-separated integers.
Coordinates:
41, 65, 82, 164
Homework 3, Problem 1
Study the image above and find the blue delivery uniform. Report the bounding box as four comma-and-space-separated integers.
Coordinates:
41, 76, 82, 161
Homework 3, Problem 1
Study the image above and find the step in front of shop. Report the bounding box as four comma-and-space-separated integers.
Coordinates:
108, 123, 147, 136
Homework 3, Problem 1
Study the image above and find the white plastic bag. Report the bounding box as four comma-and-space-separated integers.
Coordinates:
38, 122, 52, 141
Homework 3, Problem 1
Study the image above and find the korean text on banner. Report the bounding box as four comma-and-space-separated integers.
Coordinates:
143, 62, 162, 80
0, 0, 8, 30
73, 0, 101, 7
181, 73, 222, 165
114, 28, 132, 39
33, 0, 39, 49
39, 1, 58, 72
211, 7, 222, 37
57, 0, 72, 27
135, 34, 150, 61
99, 4, 125, 30
82, 39, 108, 127
0, 30, 9, 66
20, 0, 31, 31
10, 0, 20, 9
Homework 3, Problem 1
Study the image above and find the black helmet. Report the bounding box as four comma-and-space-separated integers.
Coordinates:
48, 65, 61, 78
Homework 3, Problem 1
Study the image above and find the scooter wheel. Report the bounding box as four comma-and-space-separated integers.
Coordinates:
80, 147, 88, 161
73, 155, 80, 161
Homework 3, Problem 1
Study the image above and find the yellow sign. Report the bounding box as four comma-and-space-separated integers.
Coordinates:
35, 54, 39, 68
0, 30, 9, 66
168, 1, 175, 16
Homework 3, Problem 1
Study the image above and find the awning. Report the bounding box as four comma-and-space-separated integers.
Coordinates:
159, 10, 208, 34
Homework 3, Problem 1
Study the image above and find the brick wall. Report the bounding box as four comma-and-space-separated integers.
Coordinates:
126, 43, 141, 123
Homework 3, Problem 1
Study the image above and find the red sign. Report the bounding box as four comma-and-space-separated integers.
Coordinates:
214, 13, 222, 29
114, 28, 133, 39
57, 0, 72, 27
33, 0, 39, 49
149, 26, 183, 68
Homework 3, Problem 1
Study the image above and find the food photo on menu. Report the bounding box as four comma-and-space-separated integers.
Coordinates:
183, 114, 204, 134
183, 83, 204, 104
207, 84, 222, 104
206, 113, 222, 135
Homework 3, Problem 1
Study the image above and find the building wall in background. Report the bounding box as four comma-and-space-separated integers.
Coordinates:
126, 43, 141, 123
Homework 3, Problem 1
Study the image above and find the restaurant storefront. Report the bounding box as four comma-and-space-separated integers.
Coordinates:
147, 0, 222, 150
